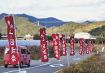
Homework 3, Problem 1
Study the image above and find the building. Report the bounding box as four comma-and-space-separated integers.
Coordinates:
74, 32, 96, 39
24, 34, 33, 40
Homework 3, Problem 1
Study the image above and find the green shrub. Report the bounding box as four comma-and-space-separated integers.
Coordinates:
28, 46, 54, 60
33, 34, 40, 40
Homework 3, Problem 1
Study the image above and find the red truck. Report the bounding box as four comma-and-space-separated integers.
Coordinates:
3, 46, 30, 68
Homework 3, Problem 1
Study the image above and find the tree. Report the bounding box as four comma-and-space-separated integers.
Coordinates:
33, 34, 40, 40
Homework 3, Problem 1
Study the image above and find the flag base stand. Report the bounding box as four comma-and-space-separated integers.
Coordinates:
66, 50, 70, 67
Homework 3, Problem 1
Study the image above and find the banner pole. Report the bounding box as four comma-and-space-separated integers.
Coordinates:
66, 49, 70, 67
13, 15, 21, 73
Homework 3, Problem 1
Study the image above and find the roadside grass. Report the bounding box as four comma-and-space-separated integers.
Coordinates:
0, 58, 3, 66
58, 54, 105, 73
0, 47, 4, 66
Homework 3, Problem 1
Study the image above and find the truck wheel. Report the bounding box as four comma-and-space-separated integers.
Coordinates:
27, 61, 30, 67
19, 62, 23, 68
13, 65, 16, 68
4, 64, 8, 68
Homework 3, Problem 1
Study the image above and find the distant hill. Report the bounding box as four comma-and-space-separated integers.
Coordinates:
47, 21, 105, 36
0, 13, 8, 19
82, 21, 93, 25
0, 13, 65, 27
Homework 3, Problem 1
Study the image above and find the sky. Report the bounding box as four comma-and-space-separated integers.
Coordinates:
0, 0, 105, 22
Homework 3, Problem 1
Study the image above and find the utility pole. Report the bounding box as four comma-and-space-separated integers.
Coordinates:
37, 21, 40, 26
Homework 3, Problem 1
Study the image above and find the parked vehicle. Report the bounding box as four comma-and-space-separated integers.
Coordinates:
3, 46, 30, 68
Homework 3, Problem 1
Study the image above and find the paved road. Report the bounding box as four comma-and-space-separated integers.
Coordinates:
0, 49, 93, 73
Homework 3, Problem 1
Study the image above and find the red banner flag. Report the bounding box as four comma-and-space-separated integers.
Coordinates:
70, 36, 75, 56
86, 45, 89, 54
52, 34, 60, 60
86, 41, 90, 54
40, 28, 49, 62
86, 40, 93, 54
5, 15, 19, 65
61, 34, 67, 56
90, 41, 93, 53
79, 38, 85, 55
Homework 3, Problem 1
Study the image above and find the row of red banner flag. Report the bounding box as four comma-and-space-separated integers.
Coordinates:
40, 28, 93, 62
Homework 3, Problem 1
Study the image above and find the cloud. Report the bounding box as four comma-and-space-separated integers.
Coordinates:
0, 0, 105, 21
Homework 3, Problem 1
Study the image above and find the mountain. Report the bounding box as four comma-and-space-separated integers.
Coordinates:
0, 13, 65, 27
82, 21, 93, 25
0, 13, 8, 19
1, 13, 105, 37
16, 14, 38, 22
16, 14, 66, 27
38, 17, 66, 27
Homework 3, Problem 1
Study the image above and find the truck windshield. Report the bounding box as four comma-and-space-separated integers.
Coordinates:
21, 49, 27, 54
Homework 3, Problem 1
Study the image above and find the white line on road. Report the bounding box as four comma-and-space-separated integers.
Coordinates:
0, 66, 4, 68
3, 63, 50, 73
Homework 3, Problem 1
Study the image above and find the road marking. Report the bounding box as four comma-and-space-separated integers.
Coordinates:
3, 70, 19, 73
0, 66, 4, 68
24, 62, 50, 70
72, 58, 80, 60
3, 63, 50, 73
50, 64, 64, 68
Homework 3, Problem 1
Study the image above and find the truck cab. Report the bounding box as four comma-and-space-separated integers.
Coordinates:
3, 46, 30, 68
